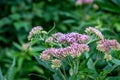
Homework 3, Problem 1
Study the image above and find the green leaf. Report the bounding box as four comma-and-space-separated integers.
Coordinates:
0, 68, 5, 80
13, 42, 22, 50
95, 0, 120, 13
6, 57, 16, 80
84, 52, 96, 71
35, 56, 55, 72
53, 73, 61, 80
47, 22, 56, 34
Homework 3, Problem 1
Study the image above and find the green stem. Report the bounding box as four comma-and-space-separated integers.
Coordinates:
58, 69, 66, 80
67, 57, 73, 67
62, 64, 68, 80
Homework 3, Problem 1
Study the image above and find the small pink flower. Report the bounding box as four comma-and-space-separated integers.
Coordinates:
58, 32, 90, 44
28, 26, 43, 40
85, 27, 104, 39
51, 59, 61, 69
78, 34, 90, 43
40, 53, 50, 61
45, 37, 54, 43
69, 43, 89, 57
97, 39, 120, 53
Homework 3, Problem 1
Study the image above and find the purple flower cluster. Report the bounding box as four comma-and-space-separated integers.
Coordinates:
40, 43, 89, 60
40, 48, 56, 60
97, 39, 120, 53
58, 32, 90, 44
28, 26, 43, 40
85, 27, 104, 39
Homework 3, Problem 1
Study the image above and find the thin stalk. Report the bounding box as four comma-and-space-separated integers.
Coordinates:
58, 69, 66, 80
67, 57, 73, 67
62, 64, 68, 80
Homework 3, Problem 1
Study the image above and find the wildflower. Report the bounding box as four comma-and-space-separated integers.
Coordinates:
57, 47, 71, 58
40, 53, 50, 61
85, 27, 104, 39
40, 48, 57, 60
108, 40, 120, 50
45, 37, 54, 43
78, 34, 90, 43
51, 59, 61, 69
58, 32, 90, 44
70, 43, 89, 58
28, 26, 43, 41
97, 39, 120, 53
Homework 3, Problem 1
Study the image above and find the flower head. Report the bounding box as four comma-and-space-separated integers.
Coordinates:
69, 43, 89, 57
51, 59, 61, 69
104, 54, 112, 61
58, 32, 90, 44
28, 26, 43, 41
45, 37, 54, 43
85, 27, 104, 39
40, 53, 50, 61
97, 39, 120, 53
40, 48, 57, 60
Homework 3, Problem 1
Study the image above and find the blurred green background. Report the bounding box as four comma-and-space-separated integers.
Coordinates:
0, 0, 120, 80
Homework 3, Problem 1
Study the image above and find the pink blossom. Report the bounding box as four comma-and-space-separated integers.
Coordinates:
58, 32, 90, 44
40, 53, 50, 61
45, 37, 54, 43
97, 39, 120, 53
28, 26, 43, 40
51, 59, 61, 69
85, 27, 104, 39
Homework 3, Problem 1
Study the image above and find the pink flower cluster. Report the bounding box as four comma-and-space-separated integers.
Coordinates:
76, 0, 94, 5
85, 27, 104, 39
28, 26, 43, 40
57, 32, 90, 44
40, 43, 89, 60
97, 39, 120, 53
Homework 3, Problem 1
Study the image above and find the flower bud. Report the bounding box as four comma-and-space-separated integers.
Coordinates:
104, 54, 112, 61
51, 59, 61, 69
45, 37, 54, 43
